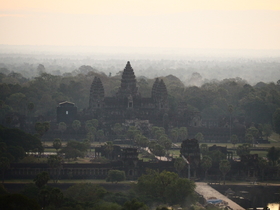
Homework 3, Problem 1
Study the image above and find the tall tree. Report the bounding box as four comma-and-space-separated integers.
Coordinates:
47, 156, 62, 183
267, 146, 280, 166
106, 170, 126, 183
58, 122, 67, 138
219, 159, 231, 185
236, 144, 251, 157
201, 155, 212, 180
72, 120, 81, 137
33, 171, 50, 188
273, 108, 280, 136
195, 132, 204, 142
230, 134, 239, 147
0, 157, 10, 183
178, 127, 188, 141
174, 157, 186, 177
96, 129, 105, 143
53, 138, 62, 154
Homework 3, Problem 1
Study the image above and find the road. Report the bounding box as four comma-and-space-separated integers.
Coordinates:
195, 182, 245, 210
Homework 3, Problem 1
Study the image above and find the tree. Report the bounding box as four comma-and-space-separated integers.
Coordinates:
135, 135, 149, 148
174, 157, 186, 177
104, 141, 114, 160
86, 131, 95, 153
72, 120, 81, 137
47, 156, 62, 183
200, 144, 208, 155
7, 145, 25, 162
230, 134, 239, 147
33, 171, 50, 188
170, 128, 178, 143
0, 194, 40, 210
126, 126, 140, 142
149, 143, 166, 158
0, 157, 10, 183
263, 123, 273, 140
52, 138, 62, 154
122, 198, 148, 210
258, 157, 268, 181
219, 159, 231, 185
58, 122, 67, 137
34, 121, 50, 138
178, 127, 188, 141
112, 123, 123, 137
64, 183, 107, 203
96, 129, 105, 143
273, 108, 280, 135
49, 187, 64, 208
236, 144, 251, 157
246, 126, 259, 146
201, 155, 212, 180
267, 146, 280, 166
136, 170, 195, 205
195, 132, 204, 142
106, 170, 126, 183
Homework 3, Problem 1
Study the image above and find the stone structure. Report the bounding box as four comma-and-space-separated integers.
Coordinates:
57, 101, 77, 124
180, 139, 201, 177
87, 61, 170, 125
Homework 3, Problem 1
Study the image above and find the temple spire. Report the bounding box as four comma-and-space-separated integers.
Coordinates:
117, 61, 138, 98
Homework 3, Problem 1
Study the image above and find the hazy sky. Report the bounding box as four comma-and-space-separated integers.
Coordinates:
1, 0, 280, 50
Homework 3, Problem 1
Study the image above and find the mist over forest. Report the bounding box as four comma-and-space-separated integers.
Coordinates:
0, 45, 280, 86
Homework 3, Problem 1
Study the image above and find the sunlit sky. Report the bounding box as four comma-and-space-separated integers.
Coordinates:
1, 0, 280, 50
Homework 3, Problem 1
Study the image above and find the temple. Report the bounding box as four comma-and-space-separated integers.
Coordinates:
87, 61, 170, 125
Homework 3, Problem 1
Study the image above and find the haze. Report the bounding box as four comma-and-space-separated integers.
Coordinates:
1, 0, 280, 50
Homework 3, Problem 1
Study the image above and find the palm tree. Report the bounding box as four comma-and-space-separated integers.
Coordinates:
58, 122, 67, 138
201, 156, 212, 180
174, 157, 186, 177
219, 159, 231, 185
53, 138, 62, 154
48, 156, 62, 183
0, 157, 10, 183
72, 120, 81, 138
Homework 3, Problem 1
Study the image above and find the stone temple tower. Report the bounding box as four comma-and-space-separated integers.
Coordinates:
117, 61, 138, 98
89, 76, 105, 109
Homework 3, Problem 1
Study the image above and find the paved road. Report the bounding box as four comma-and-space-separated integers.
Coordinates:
195, 182, 245, 210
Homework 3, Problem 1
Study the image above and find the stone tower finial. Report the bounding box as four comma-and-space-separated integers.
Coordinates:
89, 76, 105, 109
117, 61, 138, 98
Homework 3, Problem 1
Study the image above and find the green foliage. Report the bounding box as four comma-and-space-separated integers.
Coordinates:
200, 144, 208, 155
33, 171, 50, 188
273, 108, 280, 135
195, 132, 204, 142
219, 159, 231, 185
0, 125, 43, 153
236, 144, 251, 157
47, 156, 62, 183
59, 140, 88, 160
149, 142, 166, 157
178, 127, 188, 141
230, 135, 239, 147
53, 138, 62, 152
267, 146, 280, 166
64, 183, 107, 203
136, 169, 196, 205
174, 157, 186, 175
0, 193, 40, 210
207, 150, 226, 164
201, 156, 212, 180
0, 157, 10, 183
106, 170, 126, 183
122, 198, 149, 210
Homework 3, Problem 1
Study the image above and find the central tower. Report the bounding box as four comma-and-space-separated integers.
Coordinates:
117, 61, 138, 98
